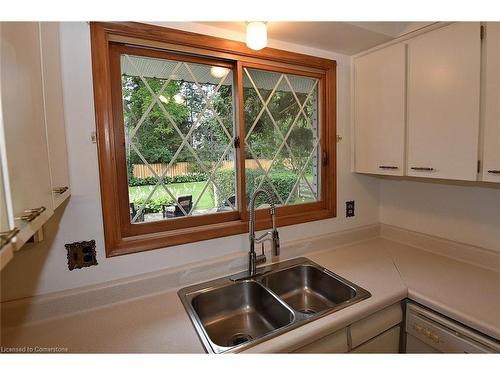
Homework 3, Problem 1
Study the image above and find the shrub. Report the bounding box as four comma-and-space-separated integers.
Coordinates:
211, 169, 240, 208
211, 168, 298, 207
128, 172, 208, 187
257, 172, 297, 205
132, 195, 175, 213
171, 172, 207, 183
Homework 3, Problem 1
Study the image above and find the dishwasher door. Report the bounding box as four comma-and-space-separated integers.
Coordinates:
405, 302, 499, 353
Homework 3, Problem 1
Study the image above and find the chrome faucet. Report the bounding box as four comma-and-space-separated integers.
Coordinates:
248, 188, 280, 276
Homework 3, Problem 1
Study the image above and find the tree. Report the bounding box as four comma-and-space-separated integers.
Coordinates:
123, 70, 317, 184
123, 75, 235, 173
122, 76, 191, 165
243, 86, 316, 174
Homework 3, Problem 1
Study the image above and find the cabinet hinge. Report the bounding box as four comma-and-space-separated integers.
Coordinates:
480, 25, 486, 40
233, 136, 240, 149
477, 160, 481, 174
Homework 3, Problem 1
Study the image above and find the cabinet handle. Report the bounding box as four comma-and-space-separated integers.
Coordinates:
53, 186, 69, 194
19, 206, 46, 222
0, 227, 20, 248
487, 170, 500, 174
411, 167, 434, 171
379, 165, 399, 170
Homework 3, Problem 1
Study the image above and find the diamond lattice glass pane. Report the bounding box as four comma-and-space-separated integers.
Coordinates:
243, 68, 287, 102
291, 158, 319, 205
245, 166, 282, 208
243, 68, 320, 208
285, 73, 318, 106
243, 85, 264, 134
121, 54, 236, 223
192, 158, 238, 215
288, 113, 315, 166
127, 102, 186, 165
266, 146, 299, 203
245, 111, 280, 162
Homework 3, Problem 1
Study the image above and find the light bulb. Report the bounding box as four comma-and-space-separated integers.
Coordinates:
173, 93, 184, 104
210, 66, 230, 78
246, 21, 267, 50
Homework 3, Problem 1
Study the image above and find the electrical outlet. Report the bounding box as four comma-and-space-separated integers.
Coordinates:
65, 240, 98, 270
346, 201, 355, 217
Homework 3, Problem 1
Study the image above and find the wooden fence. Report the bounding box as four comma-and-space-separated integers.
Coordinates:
132, 160, 274, 178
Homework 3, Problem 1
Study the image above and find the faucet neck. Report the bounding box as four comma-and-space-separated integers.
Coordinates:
249, 188, 276, 241
247, 188, 280, 275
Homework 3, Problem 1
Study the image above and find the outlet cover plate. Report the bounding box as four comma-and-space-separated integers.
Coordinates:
346, 201, 355, 217
65, 240, 98, 270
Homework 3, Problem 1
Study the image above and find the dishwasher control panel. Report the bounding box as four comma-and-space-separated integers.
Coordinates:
405, 302, 499, 353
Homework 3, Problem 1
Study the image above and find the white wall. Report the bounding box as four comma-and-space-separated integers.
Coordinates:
0, 22, 380, 301
380, 179, 500, 251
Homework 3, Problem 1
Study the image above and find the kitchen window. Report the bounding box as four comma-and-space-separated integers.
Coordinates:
91, 22, 337, 256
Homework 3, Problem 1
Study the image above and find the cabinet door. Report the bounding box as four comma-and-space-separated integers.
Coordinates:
40, 22, 71, 207
0, 24, 15, 269
354, 43, 406, 175
349, 303, 402, 348
482, 23, 500, 182
351, 325, 400, 353
0, 153, 15, 270
407, 22, 481, 181
293, 328, 348, 353
0, 22, 54, 248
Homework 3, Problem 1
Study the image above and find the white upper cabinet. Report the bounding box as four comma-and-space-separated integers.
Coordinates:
1, 22, 54, 248
354, 43, 406, 175
0, 26, 15, 270
482, 22, 500, 183
40, 22, 71, 207
0, 152, 15, 270
406, 22, 481, 181
0, 22, 70, 253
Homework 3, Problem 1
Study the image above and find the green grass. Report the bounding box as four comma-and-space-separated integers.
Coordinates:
129, 181, 214, 210
129, 173, 317, 213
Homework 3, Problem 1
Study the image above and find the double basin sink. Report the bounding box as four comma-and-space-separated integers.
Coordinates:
178, 257, 371, 353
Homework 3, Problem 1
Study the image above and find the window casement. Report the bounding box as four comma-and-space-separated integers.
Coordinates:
90, 22, 337, 257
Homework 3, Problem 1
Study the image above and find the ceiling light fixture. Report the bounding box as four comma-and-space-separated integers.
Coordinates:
159, 94, 184, 105
246, 21, 267, 50
173, 93, 184, 104
210, 66, 229, 78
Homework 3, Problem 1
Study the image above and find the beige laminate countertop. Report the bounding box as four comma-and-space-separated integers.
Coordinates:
386, 241, 500, 341
1, 237, 498, 353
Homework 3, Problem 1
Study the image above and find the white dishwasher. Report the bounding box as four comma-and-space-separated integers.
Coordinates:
405, 302, 499, 353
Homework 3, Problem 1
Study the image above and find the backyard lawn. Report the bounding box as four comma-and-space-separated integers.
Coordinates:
129, 181, 215, 210
129, 173, 317, 213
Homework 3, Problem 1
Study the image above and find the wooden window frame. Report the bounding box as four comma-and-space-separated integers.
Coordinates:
90, 22, 337, 257
110, 44, 240, 238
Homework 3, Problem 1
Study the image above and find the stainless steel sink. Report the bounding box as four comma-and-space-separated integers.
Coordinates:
191, 281, 294, 348
259, 265, 357, 315
178, 257, 371, 353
